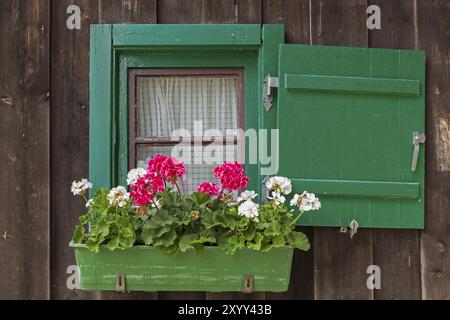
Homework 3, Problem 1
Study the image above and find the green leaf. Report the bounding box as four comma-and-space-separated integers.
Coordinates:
242, 225, 255, 241
263, 221, 281, 237
153, 229, 177, 247
246, 232, 263, 250
150, 209, 176, 227
79, 214, 90, 224
91, 188, 109, 213
222, 235, 244, 255
189, 192, 212, 206
107, 235, 120, 251
287, 231, 310, 251
178, 234, 195, 252
260, 241, 273, 252
191, 230, 216, 244
160, 244, 178, 255
72, 225, 85, 244
271, 235, 286, 248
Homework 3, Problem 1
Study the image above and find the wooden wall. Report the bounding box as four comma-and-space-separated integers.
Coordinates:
0, 0, 449, 300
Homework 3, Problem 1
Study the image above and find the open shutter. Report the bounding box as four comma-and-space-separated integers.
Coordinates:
276, 44, 425, 228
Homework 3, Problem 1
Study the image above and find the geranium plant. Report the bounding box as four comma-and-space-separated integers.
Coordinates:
71, 154, 320, 255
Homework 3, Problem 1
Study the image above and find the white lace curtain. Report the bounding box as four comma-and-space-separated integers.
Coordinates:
137, 76, 238, 138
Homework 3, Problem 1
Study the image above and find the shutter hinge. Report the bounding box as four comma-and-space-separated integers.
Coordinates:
263, 74, 279, 112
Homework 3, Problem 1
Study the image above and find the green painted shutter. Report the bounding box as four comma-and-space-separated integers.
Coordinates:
275, 44, 425, 228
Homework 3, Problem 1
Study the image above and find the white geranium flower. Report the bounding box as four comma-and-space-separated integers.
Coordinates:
107, 186, 130, 208
237, 190, 257, 202
85, 199, 94, 208
238, 199, 259, 221
71, 178, 93, 196
268, 191, 286, 206
290, 191, 321, 212
265, 176, 292, 195
126, 167, 147, 185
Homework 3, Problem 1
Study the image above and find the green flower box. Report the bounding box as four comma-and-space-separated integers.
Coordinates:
71, 243, 294, 292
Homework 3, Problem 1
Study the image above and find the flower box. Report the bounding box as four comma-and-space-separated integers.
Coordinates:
71, 242, 294, 292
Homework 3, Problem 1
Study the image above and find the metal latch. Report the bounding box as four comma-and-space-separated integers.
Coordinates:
411, 132, 425, 172
115, 274, 126, 293
243, 275, 254, 293
349, 219, 359, 239
340, 219, 359, 239
263, 74, 279, 112
262, 176, 270, 203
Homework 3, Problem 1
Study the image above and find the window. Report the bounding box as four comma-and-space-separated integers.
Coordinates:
128, 68, 245, 194
89, 24, 425, 228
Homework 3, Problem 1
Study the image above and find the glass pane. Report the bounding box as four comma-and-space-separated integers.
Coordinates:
137, 145, 238, 195
136, 75, 239, 138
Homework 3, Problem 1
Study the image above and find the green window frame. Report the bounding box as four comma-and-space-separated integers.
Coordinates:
89, 24, 277, 198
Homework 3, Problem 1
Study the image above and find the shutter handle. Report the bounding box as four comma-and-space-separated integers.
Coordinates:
411, 132, 425, 172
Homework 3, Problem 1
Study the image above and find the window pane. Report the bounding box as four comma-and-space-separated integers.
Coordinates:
137, 145, 238, 195
136, 75, 239, 138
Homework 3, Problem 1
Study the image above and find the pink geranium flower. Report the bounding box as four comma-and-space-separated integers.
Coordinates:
213, 162, 249, 191
129, 174, 165, 206
197, 182, 221, 196
148, 154, 186, 183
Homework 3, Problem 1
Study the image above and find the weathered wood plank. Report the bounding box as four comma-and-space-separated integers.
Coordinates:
310, 0, 374, 300
99, 0, 156, 24
158, 0, 202, 23
417, 0, 450, 300
262, 0, 310, 44
0, 0, 50, 300
202, 0, 235, 23
262, 0, 314, 300
369, 0, 422, 300
237, 0, 262, 23
50, 0, 100, 300
311, 0, 368, 47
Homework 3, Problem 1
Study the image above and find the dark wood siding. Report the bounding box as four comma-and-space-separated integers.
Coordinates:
0, 0, 449, 299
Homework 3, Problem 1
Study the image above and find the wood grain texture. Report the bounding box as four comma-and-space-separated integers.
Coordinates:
202, 0, 235, 23
311, 0, 368, 47
417, 0, 450, 300
50, 0, 100, 300
237, 0, 262, 23
310, 0, 374, 300
0, 0, 50, 300
262, 0, 310, 44
158, 0, 203, 23
369, 0, 422, 300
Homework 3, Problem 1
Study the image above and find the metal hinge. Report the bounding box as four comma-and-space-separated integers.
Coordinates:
115, 274, 126, 293
411, 132, 425, 172
263, 74, 279, 112
243, 275, 254, 293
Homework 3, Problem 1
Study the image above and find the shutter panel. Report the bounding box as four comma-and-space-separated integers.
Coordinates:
276, 44, 425, 228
